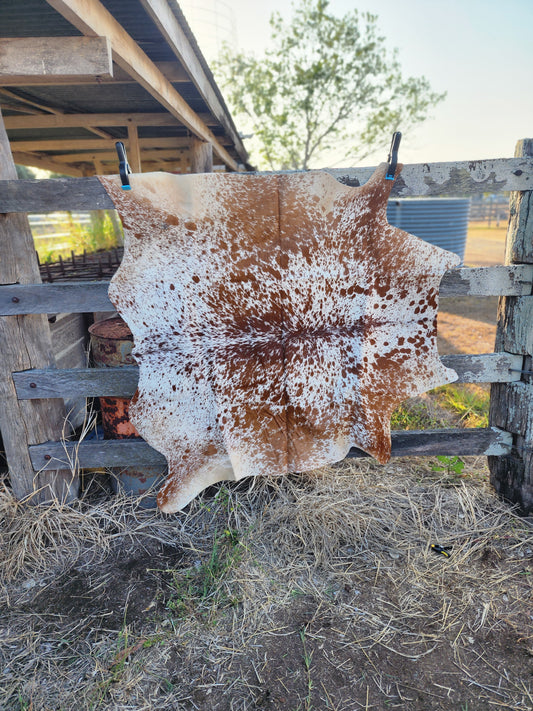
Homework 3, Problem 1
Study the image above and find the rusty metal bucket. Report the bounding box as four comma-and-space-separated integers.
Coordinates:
89, 316, 166, 506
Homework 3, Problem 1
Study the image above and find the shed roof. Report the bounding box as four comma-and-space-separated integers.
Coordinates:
0, 0, 251, 175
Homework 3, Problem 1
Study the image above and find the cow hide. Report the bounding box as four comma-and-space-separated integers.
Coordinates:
99, 163, 460, 512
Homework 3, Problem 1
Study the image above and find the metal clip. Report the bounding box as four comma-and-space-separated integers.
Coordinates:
385, 131, 402, 181
115, 141, 132, 191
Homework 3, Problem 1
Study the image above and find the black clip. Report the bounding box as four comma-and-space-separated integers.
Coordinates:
430, 544, 452, 558
115, 141, 132, 191
385, 131, 402, 181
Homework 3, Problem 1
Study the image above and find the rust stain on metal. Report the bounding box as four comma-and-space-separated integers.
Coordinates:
89, 316, 139, 438
99, 164, 460, 513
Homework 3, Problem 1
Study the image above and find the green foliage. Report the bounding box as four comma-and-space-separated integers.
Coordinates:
166, 527, 244, 622
435, 384, 489, 428
215, 0, 445, 169
430, 455, 466, 480
390, 399, 442, 431
299, 627, 314, 710
15, 164, 37, 180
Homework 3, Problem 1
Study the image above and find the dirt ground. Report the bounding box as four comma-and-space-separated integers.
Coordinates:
1, 221, 532, 711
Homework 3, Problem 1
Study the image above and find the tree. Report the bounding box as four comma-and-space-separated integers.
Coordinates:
215, 0, 445, 170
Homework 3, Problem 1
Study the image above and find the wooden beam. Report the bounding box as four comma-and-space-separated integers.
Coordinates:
0, 88, 114, 141
0, 37, 113, 83
127, 125, 142, 173
4, 112, 198, 129
139, 0, 247, 161
51, 148, 189, 163
11, 151, 84, 177
45, 0, 239, 170
28, 427, 512, 471
0, 107, 77, 503
0, 60, 189, 86
9, 136, 231, 152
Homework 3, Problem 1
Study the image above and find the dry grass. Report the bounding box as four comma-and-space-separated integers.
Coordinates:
1, 460, 532, 710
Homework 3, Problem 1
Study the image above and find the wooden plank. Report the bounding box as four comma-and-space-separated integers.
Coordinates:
50, 148, 189, 163
0, 88, 113, 142
441, 353, 525, 383
50, 313, 88, 362
12, 353, 525, 401
0, 107, 78, 504
1, 157, 531, 211
51, 313, 88, 429
0, 60, 188, 86
14, 365, 138, 399
4, 112, 183, 130
328, 157, 533, 197
8, 136, 231, 152
489, 138, 533, 515
0, 282, 114, 315
45, 0, 240, 170
139, 0, 248, 160
0, 176, 114, 212
440, 265, 533, 297
1, 265, 530, 316
28, 427, 513, 471
0, 37, 113, 83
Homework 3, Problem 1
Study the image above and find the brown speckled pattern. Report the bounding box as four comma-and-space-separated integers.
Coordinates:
99, 164, 460, 513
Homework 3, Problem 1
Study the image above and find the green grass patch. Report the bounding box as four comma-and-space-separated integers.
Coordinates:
165, 527, 244, 622
390, 398, 443, 430
434, 384, 489, 428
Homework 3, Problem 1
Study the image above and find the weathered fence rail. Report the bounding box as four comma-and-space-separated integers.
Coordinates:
29, 428, 512, 472
0, 157, 532, 212
9, 353, 526, 401
1, 264, 532, 316
1, 147, 532, 511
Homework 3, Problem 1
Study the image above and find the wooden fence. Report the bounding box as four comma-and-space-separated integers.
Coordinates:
0, 142, 532, 512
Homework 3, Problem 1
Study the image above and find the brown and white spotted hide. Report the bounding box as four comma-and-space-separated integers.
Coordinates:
99, 163, 460, 513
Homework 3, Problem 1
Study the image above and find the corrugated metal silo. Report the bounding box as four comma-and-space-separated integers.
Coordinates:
386, 198, 471, 263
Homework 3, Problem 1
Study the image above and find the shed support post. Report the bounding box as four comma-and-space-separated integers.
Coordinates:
190, 137, 213, 173
488, 138, 533, 514
127, 124, 142, 173
0, 106, 78, 503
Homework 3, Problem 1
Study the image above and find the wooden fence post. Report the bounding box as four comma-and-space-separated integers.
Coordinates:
0, 107, 78, 503
488, 138, 533, 514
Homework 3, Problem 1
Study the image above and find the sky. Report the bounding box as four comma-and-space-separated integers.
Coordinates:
179, 0, 533, 166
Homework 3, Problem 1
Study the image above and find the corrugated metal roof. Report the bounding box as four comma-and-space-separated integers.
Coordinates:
0, 0, 250, 172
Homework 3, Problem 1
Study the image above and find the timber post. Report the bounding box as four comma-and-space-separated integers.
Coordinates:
0, 106, 78, 503
190, 136, 213, 173
488, 138, 533, 514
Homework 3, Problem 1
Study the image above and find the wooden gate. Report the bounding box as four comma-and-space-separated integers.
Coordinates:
1, 139, 532, 512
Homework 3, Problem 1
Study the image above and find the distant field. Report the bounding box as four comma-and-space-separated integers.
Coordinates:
463, 222, 507, 267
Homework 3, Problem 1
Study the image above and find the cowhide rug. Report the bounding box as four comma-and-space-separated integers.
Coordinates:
99, 163, 460, 512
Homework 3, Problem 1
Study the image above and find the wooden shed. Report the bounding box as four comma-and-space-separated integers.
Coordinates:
0, 0, 250, 175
